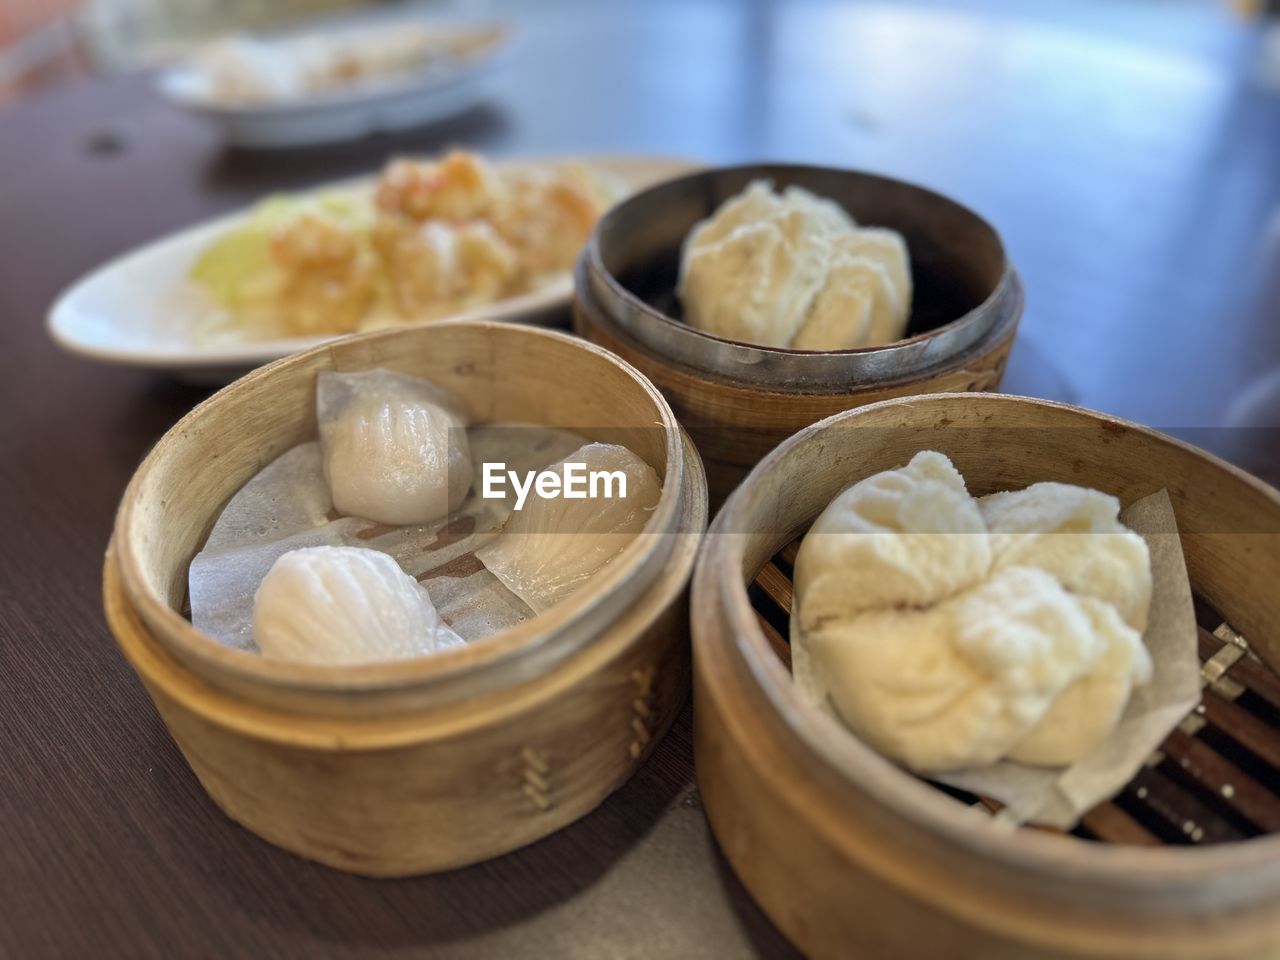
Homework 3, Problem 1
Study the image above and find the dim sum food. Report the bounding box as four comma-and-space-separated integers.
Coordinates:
189, 151, 617, 339
318, 369, 473, 525
677, 180, 912, 351
476, 443, 662, 613
980, 482, 1153, 632
792, 451, 1154, 773
252, 545, 463, 665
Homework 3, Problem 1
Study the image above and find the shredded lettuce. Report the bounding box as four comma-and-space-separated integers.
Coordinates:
189, 191, 371, 309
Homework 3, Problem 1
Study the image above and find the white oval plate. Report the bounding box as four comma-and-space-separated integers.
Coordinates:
157, 21, 510, 150
48, 155, 698, 380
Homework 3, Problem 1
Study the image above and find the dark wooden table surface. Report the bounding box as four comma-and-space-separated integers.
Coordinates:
3, 1, 1280, 956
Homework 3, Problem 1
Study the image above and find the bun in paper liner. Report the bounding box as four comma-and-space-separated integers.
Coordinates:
792, 452, 1198, 828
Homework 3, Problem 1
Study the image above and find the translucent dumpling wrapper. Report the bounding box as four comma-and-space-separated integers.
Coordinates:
318, 369, 473, 525
677, 179, 912, 351
475, 442, 661, 613
252, 545, 464, 665
792, 450, 1155, 773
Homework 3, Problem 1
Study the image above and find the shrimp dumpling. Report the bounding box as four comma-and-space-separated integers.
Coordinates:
476, 443, 661, 613
252, 546, 463, 665
319, 370, 472, 525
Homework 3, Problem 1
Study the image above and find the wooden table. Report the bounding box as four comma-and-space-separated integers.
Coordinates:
3, 2, 1279, 956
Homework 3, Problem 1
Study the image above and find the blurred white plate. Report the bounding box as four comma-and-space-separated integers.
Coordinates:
157, 21, 508, 149
48, 155, 697, 380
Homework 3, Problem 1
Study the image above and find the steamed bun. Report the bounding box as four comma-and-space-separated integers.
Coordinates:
680, 200, 831, 347
252, 546, 463, 665
792, 452, 1154, 773
811, 566, 1138, 771
793, 451, 990, 626
1006, 595, 1153, 765
677, 180, 912, 351
980, 483, 1153, 632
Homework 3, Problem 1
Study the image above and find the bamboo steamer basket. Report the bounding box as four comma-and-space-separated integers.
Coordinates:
573, 164, 1024, 503
692, 393, 1280, 960
104, 320, 708, 876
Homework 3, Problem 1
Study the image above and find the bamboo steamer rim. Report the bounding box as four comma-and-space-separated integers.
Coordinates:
701, 391, 1280, 892
585, 162, 1018, 389
113, 319, 687, 699
574, 254, 1024, 399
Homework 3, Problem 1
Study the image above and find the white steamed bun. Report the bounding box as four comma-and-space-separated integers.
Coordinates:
793, 451, 991, 625
792, 452, 1154, 773
677, 179, 912, 351
980, 483, 1153, 632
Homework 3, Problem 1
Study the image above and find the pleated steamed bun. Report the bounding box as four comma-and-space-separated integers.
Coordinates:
980, 483, 1153, 632
792, 452, 1154, 773
677, 179, 912, 351
319, 370, 472, 526
252, 546, 463, 665
793, 451, 991, 627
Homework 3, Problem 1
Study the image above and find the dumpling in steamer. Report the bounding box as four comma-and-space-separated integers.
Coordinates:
318, 369, 472, 525
476, 443, 661, 613
791, 254, 903, 351
835, 227, 912, 310
680, 208, 831, 348
780, 184, 858, 234
791, 451, 991, 706
252, 545, 463, 665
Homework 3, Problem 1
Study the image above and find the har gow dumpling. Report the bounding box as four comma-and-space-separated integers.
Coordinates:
476, 442, 661, 613
252, 545, 463, 665
318, 369, 472, 525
